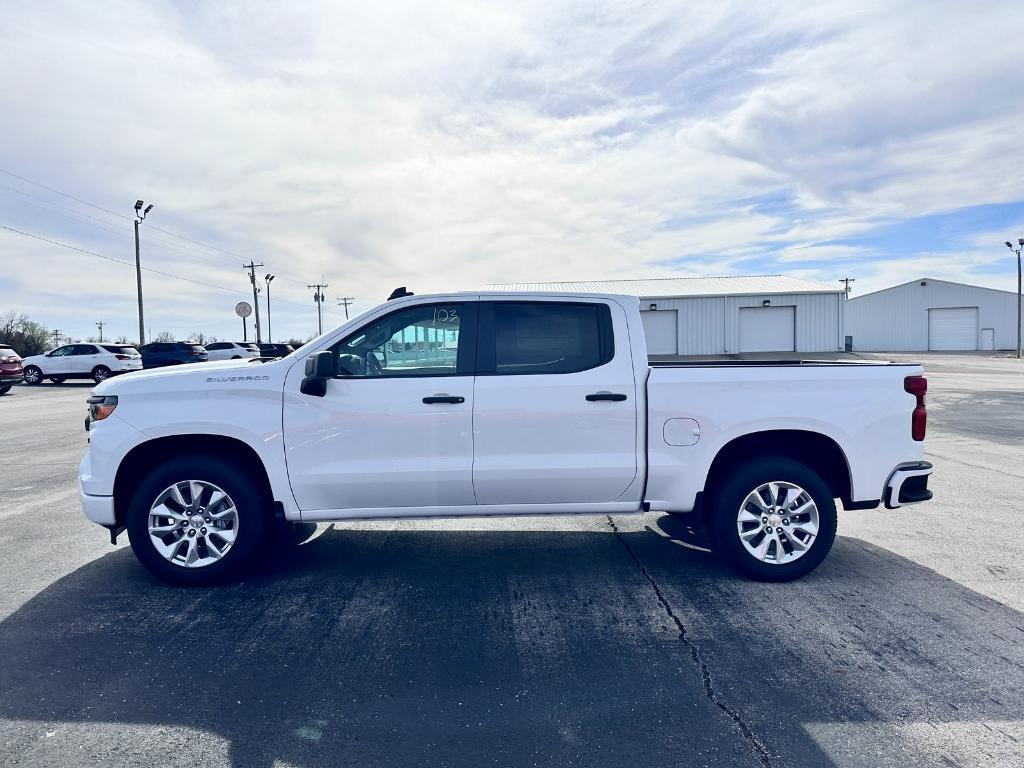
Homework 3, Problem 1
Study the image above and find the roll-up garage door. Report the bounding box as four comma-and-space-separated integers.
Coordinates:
738, 306, 795, 353
928, 307, 978, 351
640, 310, 678, 355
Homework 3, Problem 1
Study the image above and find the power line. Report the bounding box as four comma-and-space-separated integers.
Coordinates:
0, 166, 320, 288
309, 280, 328, 335
0, 167, 128, 220
0, 223, 338, 315
337, 296, 354, 319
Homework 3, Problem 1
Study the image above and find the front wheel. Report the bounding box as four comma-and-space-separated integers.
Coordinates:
707, 457, 837, 582
23, 366, 42, 385
0, 385, 11, 394
127, 456, 271, 585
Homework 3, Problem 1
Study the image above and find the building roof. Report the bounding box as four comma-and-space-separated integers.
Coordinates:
487, 274, 842, 298
849, 277, 1018, 300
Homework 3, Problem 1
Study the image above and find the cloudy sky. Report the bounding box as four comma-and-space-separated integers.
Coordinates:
1, 0, 1023, 343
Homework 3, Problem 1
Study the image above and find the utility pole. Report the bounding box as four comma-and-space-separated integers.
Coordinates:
243, 261, 265, 344
96, 321, 105, 343
264, 274, 275, 343
133, 200, 153, 345
839, 277, 855, 297
51, 329, 62, 348
337, 296, 354, 320
309, 279, 328, 335
1004, 240, 1023, 359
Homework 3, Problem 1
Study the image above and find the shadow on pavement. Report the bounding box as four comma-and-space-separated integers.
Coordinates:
0, 521, 1020, 767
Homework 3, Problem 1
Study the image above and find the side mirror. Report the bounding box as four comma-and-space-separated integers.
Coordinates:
300, 351, 334, 397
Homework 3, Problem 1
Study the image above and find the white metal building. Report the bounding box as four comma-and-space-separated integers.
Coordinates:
489, 276, 846, 355
846, 277, 1019, 351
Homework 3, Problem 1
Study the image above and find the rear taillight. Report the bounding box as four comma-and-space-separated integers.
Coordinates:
189, 351, 203, 356
904, 375, 927, 441
115, 354, 131, 360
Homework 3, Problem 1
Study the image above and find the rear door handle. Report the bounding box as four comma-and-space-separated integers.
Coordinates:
586, 392, 627, 402
423, 394, 465, 404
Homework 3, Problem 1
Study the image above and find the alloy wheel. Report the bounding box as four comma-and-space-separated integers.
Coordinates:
148, 480, 239, 568
736, 480, 819, 565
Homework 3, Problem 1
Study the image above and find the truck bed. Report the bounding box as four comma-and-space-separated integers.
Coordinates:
648, 359, 919, 368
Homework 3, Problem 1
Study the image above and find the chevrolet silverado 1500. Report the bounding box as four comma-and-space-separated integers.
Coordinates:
79, 291, 933, 585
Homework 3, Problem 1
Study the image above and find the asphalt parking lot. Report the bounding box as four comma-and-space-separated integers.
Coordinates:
0, 356, 1022, 768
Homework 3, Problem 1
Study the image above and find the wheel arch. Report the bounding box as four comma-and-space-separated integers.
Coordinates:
704, 429, 853, 506
113, 434, 274, 527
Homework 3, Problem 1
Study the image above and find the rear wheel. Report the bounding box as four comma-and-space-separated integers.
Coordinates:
127, 455, 271, 585
23, 366, 42, 385
707, 457, 837, 582
92, 365, 111, 384
0, 385, 11, 394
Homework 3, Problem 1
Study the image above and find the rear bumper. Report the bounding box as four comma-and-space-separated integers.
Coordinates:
0, 373, 23, 384
885, 461, 933, 509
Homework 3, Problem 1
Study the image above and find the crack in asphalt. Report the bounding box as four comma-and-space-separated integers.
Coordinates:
607, 515, 772, 768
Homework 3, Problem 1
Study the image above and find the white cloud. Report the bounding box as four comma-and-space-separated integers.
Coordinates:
0, 0, 1021, 341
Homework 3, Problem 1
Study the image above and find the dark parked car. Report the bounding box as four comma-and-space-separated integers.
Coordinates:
257, 343, 295, 358
138, 342, 208, 369
0, 345, 23, 393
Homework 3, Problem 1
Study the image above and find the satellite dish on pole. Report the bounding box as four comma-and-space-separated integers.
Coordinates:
235, 301, 253, 318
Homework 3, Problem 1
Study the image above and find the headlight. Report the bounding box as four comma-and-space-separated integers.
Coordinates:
87, 395, 118, 422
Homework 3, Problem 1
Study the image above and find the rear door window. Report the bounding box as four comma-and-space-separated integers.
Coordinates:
478, 302, 614, 375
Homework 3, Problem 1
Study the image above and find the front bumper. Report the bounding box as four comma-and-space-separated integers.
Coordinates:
79, 486, 116, 525
885, 461, 933, 509
79, 452, 116, 524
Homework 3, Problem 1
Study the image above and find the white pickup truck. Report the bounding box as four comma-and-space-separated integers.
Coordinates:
79, 290, 933, 585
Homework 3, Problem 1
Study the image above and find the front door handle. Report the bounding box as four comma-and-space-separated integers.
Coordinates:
423, 394, 465, 404
586, 392, 627, 402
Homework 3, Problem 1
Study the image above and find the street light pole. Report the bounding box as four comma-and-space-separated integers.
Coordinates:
133, 200, 153, 345
242, 261, 265, 344
264, 274, 275, 343
1005, 239, 1022, 359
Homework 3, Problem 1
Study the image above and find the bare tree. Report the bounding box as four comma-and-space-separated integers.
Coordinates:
0, 311, 52, 356
152, 331, 176, 343
189, 331, 218, 345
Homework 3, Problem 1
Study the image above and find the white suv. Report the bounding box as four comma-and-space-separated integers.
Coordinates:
22, 343, 142, 385
203, 341, 260, 361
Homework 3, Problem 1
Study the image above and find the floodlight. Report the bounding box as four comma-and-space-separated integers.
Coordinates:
135, 200, 144, 211
144, 204, 153, 214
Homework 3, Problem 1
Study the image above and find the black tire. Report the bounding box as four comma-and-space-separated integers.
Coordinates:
0, 385, 11, 394
49, 376, 66, 384
126, 455, 271, 586
23, 366, 42, 385
92, 365, 111, 384
707, 456, 837, 582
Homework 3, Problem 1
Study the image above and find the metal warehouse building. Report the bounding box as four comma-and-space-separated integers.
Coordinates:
846, 278, 1019, 351
490, 276, 846, 355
